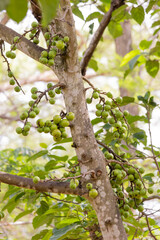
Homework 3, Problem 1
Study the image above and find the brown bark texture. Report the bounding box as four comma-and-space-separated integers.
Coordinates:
115, 20, 138, 115
0, 0, 127, 239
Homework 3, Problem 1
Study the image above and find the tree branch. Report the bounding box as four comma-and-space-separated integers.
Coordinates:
0, 171, 84, 196
80, 0, 124, 75
0, 23, 45, 64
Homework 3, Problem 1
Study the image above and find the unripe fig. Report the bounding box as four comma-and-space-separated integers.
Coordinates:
31, 87, 38, 94
53, 115, 61, 124
9, 79, 15, 85
66, 112, 75, 121
92, 91, 99, 99
64, 36, 69, 43
56, 40, 65, 50
16, 127, 22, 134
14, 86, 20, 92
49, 98, 55, 105
44, 32, 50, 40
86, 183, 93, 190
89, 189, 98, 198
59, 119, 69, 127
31, 21, 38, 28
52, 129, 61, 138
33, 176, 40, 184
13, 36, 20, 43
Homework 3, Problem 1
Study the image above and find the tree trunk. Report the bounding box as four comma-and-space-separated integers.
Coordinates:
51, 1, 127, 239
115, 20, 138, 115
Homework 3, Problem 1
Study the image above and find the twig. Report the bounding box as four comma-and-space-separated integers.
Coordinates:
80, 0, 125, 75
143, 212, 158, 240
143, 195, 160, 202
43, 192, 79, 205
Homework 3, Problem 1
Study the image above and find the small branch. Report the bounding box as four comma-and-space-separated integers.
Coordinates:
143, 195, 160, 202
0, 171, 84, 196
43, 192, 80, 205
80, 0, 125, 75
0, 23, 45, 65
143, 212, 158, 240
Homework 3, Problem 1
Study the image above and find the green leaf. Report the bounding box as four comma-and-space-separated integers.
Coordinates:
129, 54, 141, 69
38, 0, 59, 26
53, 138, 72, 145
146, 0, 156, 13
112, 5, 127, 22
126, 115, 148, 124
133, 130, 147, 145
37, 201, 49, 215
143, 173, 154, 183
50, 223, 80, 240
0, 0, 10, 11
86, 12, 102, 22
120, 50, 140, 67
108, 21, 123, 38
88, 59, 98, 71
139, 40, 152, 50
14, 209, 33, 222
89, 23, 94, 34
152, 20, 160, 28
40, 143, 48, 149
51, 146, 66, 151
121, 96, 135, 106
45, 160, 58, 171
33, 214, 54, 229
47, 155, 68, 162
32, 229, 50, 240
7, 0, 28, 23
72, 6, 84, 20
145, 60, 159, 77
91, 118, 103, 126
27, 150, 48, 161
131, 6, 145, 25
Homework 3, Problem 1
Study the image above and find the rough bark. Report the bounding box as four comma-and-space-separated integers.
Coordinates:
115, 20, 138, 115
0, 0, 127, 239
0, 171, 83, 195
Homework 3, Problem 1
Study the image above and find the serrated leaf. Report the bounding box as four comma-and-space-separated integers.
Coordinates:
72, 6, 84, 20
139, 40, 152, 50
88, 59, 98, 71
7, 0, 28, 23
133, 131, 146, 140
131, 6, 145, 25
86, 12, 102, 22
120, 50, 140, 67
50, 223, 80, 240
145, 60, 159, 77
14, 209, 33, 222
39, 0, 59, 26
27, 150, 48, 161
108, 21, 123, 38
